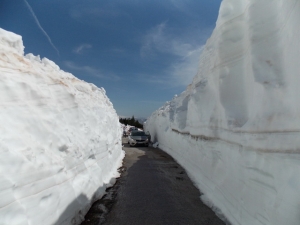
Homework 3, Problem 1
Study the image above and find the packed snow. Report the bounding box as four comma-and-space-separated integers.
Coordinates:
145, 0, 300, 225
0, 28, 124, 225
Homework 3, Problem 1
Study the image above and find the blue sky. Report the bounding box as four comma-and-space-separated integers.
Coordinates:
0, 0, 221, 118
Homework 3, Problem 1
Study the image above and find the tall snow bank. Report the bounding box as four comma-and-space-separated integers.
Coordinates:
145, 0, 300, 225
0, 28, 124, 225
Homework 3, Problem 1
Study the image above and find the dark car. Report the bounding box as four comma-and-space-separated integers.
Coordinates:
127, 131, 149, 147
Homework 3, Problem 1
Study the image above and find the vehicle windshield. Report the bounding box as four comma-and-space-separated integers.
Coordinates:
131, 132, 146, 136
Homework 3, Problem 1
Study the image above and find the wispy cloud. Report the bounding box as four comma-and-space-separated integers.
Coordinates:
140, 100, 166, 105
140, 22, 167, 58
140, 22, 204, 86
169, 0, 195, 16
70, 8, 118, 19
73, 44, 92, 54
110, 47, 125, 54
169, 46, 203, 86
134, 73, 170, 86
70, 7, 133, 23
23, 0, 59, 56
64, 61, 120, 81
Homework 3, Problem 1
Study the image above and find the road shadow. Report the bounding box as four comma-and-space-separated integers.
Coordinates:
79, 174, 124, 225
53, 181, 117, 225
53, 193, 88, 225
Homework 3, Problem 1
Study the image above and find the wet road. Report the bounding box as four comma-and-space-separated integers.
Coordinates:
81, 138, 225, 225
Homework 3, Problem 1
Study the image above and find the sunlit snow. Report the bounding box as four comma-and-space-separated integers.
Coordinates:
145, 0, 300, 225
0, 28, 124, 225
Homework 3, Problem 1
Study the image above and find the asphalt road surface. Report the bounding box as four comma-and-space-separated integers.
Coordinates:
81, 138, 225, 225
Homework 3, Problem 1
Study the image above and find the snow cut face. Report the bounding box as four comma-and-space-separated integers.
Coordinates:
0, 28, 124, 225
0, 28, 24, 55
145, 0, 300, 225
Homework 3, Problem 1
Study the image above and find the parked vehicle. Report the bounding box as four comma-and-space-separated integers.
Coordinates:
127, 131, 149, 147
126, 127, 138, 136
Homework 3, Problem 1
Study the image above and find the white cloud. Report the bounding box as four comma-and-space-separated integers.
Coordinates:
73, 44, 92, 54
140, 22, 205, 86
64, 61, 120, 81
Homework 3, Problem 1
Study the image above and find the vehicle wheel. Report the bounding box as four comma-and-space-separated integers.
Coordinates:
145, 144, 149, 147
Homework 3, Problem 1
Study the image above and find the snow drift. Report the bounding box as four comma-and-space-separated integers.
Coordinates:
145, 0, 300, 225
0, 28, 124, 225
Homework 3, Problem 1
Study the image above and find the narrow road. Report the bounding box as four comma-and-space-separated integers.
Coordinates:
81, 138, 225, 225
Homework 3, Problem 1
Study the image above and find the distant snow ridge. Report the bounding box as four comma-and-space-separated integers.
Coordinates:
0, 28, 124, 225
145, 0, 300, 225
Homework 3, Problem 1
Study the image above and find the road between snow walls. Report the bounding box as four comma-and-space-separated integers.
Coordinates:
0, 28, 124, 225
145, 0, 300, 225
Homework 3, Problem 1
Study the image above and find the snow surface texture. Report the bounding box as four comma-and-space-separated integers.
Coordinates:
145, 0, 300, 225
0, 28, 124, 225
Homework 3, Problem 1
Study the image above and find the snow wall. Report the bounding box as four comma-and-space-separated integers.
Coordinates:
0, 28, 124, 225
145, 0, 300, 225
